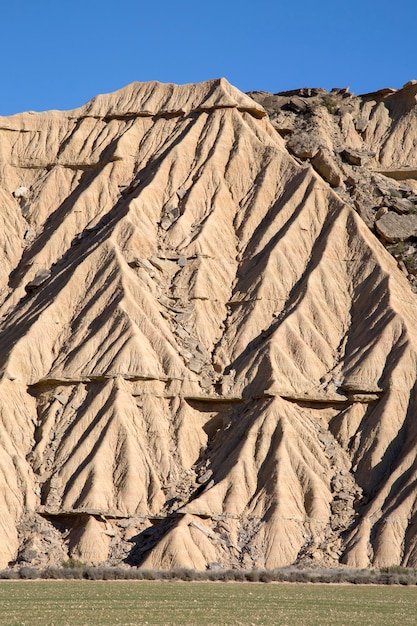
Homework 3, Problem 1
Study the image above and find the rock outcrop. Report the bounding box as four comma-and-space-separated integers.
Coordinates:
1, 78, 417, 570
250, 80, 417, 292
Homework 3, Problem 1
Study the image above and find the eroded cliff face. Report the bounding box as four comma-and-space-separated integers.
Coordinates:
1, 78, 417, 570
250, 81, 417, 288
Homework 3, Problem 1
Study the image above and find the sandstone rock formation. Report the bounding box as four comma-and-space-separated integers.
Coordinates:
1, 78, 417, 570
249, 80, 417, 291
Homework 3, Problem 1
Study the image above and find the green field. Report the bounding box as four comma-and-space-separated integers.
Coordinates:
0, 580, 416, 626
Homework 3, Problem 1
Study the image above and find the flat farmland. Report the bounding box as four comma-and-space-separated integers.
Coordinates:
0, 580, 416, 626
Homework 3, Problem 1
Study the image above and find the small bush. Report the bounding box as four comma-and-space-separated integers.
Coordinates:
346, 570, 373, 585
174, 568, 197, 581
376, 572, 400, 585
396, 242, 407, 255
0, 569, 19, 579
271, 569, 286, 582
41, 567, 62, 580
321, 96, 338, 114
259, 571, 273, 583
220, 570, 238, 582
100, 568, 117, 580
286, 569, 312, 583
140, 569, 160, 581
399, 575, 413, 585
19, 566, 40, 579
62, 558, 85, 569
244, 570, 256, 582
380, 565, 414, 575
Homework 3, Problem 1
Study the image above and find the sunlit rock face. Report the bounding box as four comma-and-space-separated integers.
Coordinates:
0, 78, 417, 570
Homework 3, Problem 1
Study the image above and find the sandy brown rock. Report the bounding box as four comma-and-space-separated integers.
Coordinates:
375, 212, 417, 242
250, 81, 417, 289
311, 147, 343, 187
0, 78, 417, 570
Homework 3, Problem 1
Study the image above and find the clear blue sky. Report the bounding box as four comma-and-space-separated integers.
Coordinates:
1, 0, 416, 115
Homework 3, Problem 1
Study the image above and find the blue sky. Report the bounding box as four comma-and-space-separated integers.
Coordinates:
1, 0, 416, 115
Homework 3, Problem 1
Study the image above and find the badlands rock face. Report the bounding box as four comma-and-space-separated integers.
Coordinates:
250, 82, 417, 287
1, 78, 417, 570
